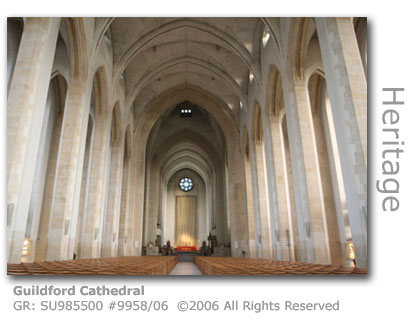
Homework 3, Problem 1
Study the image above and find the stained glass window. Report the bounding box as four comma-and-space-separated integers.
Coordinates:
179, 177, 193, 192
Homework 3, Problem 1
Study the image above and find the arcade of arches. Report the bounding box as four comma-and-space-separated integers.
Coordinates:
7, 17, 367, 269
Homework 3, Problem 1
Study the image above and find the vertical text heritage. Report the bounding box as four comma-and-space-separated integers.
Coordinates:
377, 88, 405, 211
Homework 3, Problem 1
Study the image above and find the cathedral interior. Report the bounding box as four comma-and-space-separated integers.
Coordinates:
7, 17, 367, 275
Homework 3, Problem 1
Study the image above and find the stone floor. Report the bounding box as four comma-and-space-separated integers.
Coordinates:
170, 262, 202, 276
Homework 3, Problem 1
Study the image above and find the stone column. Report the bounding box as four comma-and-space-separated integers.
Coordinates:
130, 137, 147, 256
34, 102, 65, 261
270, 118, 294, 261
118, 149, 131, 256
243, 151, 257, 258
119, 148, 136, 256
7, 18, 60, 263
124, 146, 136, 256
281, 72, 331, 264
45, 79, 92, 261
102, 140, 124, 257
281, 117, 300, 261
73, 117, 94, 258
316, 17, 367, 267
215, 169, 227, 244
79, 115, 111, 258
226, 141, 250, 257
248, 140, 265, 258
254, 141, 274, 259
125, 174, 137, 256
142, 161, 157, 246
312, 95, 343, 266
261, 109, 283, 260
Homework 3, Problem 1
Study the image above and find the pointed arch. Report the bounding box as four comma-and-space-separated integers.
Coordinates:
65, 18, 88, 81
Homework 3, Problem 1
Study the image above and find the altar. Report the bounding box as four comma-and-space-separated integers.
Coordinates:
174, 246, 198, 261
175, 246, 198, 252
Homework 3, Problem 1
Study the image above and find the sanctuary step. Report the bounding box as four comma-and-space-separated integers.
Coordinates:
7, 256, 177, 276
194, 257, 367, 276
175, 251, 199, 262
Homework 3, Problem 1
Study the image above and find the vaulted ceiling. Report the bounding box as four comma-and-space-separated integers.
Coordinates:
101, 18, 266, 114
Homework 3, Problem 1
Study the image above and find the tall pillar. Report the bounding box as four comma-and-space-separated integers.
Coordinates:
243, 148, 257, 258
34, 99, 65, 261
281, 117, 300, 261
74, 117, 94, 259
124, 147, 136, 256
261, 110, 283, 260
45, 79, 92, 261
142, 162, 157, 246
130, 137, 147, 256
270, 118, 294, 261
118, 148, 131, 256
248, 140, 263, 258
102, 140, 124, 257
7, 18, 60, 263
79, 115, 110, 258
281, 72, 331, 264
311, 90, 343, 266
253, 139, 273, 260
215, 169, 228, 244
316, 17, 367, 267
226, 141, 250, 257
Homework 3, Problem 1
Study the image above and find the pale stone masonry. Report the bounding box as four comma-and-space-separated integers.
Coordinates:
7, 17, 367, 268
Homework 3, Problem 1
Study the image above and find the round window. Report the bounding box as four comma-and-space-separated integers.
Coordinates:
179, 177, 193, 192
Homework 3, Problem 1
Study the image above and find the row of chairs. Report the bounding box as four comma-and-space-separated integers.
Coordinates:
194, 257, 367, 275
7, 256, 178, 275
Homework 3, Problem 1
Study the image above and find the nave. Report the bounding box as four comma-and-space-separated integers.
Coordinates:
7, 17, 367, 275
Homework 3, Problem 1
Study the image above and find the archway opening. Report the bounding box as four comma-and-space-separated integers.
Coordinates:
142, 100, 231, 256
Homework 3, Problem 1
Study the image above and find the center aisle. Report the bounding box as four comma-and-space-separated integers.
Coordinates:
170, 262, 202, 275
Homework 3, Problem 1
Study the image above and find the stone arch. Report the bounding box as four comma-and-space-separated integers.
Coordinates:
260, 18, 282, 55
129, 71, 243, 116
287, 18, 317, 80
51, 36, 71, 83
93, 18, 116, 54
166, 168, 206, 248
306, 71, 348, 266
131, 84, 248, 257
160, 150, 213, 248
155, 129, 222, 168
126, 56, 247, 110
307, 72, 325, 114
265, 66, 297, 261
78, 65, 112, 259
49, 73, 68, 114
135, 85, 237, 142
32, 74, 68, 262
143, 101, 227, 250
65, 18, 88, 81
304, 35, 325, 81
